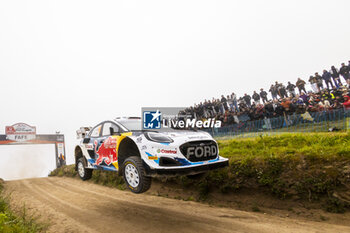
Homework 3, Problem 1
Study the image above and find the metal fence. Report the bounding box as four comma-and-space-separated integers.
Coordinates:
207, 108, 350, 138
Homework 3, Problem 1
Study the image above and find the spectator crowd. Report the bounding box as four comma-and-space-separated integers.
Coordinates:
182, 61, 350, 126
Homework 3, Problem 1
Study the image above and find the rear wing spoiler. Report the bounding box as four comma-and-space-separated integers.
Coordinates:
76, 127, 92, 139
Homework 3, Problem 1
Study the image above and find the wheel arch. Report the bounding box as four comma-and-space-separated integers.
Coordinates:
118, 137, 141, 175
75, 145, 87, 170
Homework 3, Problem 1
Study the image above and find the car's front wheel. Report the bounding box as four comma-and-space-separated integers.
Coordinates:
77, 157, 92, 181
123, 156, 151, 193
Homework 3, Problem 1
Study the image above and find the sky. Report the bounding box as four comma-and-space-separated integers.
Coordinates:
0, 0, 350, 168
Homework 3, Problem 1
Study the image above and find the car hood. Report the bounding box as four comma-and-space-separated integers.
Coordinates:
159, 130, 212, 140
130, 130, 213, 141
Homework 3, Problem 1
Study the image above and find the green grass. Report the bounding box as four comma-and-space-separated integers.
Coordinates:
51, 132, 350, 212
218, 132, 350, 160
0, 181, 46, 233
173, 132, 350, 211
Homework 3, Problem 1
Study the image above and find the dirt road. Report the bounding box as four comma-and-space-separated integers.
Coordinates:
4, 177, 350, 233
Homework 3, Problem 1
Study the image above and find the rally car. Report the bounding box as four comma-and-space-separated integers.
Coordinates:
74, 117, 228, 193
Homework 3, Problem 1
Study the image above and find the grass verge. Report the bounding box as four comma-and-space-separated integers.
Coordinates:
50, 132, 350, 213
0, 179, 46, 233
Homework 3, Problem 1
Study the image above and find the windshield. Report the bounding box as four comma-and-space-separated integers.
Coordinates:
117, 119, 142, 131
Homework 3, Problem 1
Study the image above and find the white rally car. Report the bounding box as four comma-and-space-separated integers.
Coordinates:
74, 117, 228, 193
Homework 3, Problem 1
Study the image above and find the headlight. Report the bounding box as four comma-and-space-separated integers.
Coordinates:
144, 132, 174, 143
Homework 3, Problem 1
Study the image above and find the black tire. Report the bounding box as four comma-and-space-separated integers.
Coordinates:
77, 157, 92, 181
122, 156, 151, 194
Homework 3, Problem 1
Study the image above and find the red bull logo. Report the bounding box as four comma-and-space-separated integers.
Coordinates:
94, 137, 117, 166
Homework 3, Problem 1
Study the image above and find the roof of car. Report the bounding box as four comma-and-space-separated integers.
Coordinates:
114, 117, 141, 121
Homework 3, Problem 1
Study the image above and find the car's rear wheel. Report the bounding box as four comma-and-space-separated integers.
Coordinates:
123, 156, 151, 193
77, 157, 92, 180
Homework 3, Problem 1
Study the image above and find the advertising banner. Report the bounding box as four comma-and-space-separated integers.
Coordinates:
5, 123, 36, 142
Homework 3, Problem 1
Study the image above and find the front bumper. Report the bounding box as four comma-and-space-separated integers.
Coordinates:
144, 158, 229, 177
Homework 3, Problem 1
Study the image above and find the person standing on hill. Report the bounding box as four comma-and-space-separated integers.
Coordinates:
286, 81, 296, 97
259, 88, 268, 103
269, 84, 278, 100
322, 69, 334, 90
231, 92, 239, 112
315, 72, 324, 91
220, 95, 227, 113
275, 82, 286, 98
243, 93, 251, 107
296, 78, 306, 94
274, 82, 281, 98
308, 75, 318, 92
339, 63, 350, 86
227, 95, 233, 111
279, 83, 288, 98
330, 66, 341, 88
252, 91, 260, 104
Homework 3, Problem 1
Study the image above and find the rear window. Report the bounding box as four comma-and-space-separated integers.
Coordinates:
90, 124, 102, 137
117, 120, 141, 131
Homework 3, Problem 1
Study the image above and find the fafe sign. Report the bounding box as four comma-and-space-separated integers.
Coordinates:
0, 123, 66, 168
5, 123, 36, 142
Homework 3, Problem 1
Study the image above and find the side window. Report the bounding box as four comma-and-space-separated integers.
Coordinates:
102, 122, 119, 136
90, 124, 102, 137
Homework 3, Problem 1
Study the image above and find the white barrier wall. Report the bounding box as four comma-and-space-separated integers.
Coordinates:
0, 144, 56, 180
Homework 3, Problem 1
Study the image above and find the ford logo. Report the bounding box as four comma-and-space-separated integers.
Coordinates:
186, 145, 217, 158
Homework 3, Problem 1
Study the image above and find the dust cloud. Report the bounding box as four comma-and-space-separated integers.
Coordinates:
0, 144, 56, 180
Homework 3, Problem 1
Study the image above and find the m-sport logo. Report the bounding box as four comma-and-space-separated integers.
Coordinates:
143, 110, 161, 129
